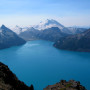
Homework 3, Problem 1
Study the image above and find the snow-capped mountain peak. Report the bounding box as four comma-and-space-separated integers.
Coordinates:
10, 25, 34, 34
33, 19, 65, 30
10, 25, 22, 34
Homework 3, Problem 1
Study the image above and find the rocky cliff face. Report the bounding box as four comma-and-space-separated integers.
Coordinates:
54, 29, 90, 52
44, 80, 86, 90
0, 25, 26, 49
0, 62, 34, 90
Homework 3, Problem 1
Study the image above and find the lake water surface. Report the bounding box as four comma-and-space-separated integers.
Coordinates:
0, 40, 90, 90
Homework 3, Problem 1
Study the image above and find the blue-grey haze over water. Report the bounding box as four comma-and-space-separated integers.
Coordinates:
0, 40, 90, 90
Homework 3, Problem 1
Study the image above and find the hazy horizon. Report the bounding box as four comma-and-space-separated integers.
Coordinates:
0, 0, 90, 27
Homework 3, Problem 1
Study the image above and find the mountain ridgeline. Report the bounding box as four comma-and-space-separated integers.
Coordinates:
19, 27, 68, 42
19, 27, 40, 41
0, 19, 89, 52
0, 25, 26, 49
37, 27, 68, 41
54, 29, 90, 52
11, 19, 87, 42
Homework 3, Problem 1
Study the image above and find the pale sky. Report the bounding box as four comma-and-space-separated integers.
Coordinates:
0, 0, 90, 27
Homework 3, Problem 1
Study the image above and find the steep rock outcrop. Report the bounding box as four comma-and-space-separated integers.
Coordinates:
0, 62, 34, 90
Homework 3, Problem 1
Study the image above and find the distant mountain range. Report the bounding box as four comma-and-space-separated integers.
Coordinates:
0, 19, 89, 51
11, 19, 88, 35
37, 27, 68, 41
10, 19, 88, 42
0, 25, 26, 49
54, 29, 90, 52
67, 27, 87, 34
19, 27, 40, 41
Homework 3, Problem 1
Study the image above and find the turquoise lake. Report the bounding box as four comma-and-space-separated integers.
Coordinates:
0, 40, 90, 90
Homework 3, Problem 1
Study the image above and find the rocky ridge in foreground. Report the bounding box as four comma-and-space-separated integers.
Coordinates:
44, 80, 86, 90
0, 62, 34, 90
